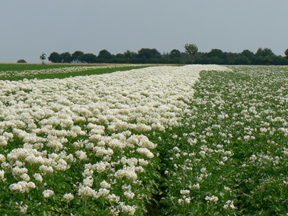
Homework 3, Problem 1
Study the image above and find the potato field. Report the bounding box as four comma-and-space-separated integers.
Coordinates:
0, 64, 288, 215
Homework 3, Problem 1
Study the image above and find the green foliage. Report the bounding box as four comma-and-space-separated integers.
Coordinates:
137, 48, 161, 63
285, 48, 288, 59
170, 49, 181, 58
40, 52, 46, 64
184, 43, 198, 64
72, 51, 84, 63
17, 59, 27, 63
48, 52, 62, 63
124, 50, 133, 63
0, 63, 76, 72
60, 52, 72, 63
98, 50, 112, 63
81, 53, 97, 63
47, 47, 288, 65
255, 48, 275, 57
195, 48, 288, 65
241, 49, 254, 59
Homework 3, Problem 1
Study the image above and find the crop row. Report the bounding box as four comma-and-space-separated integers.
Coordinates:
0, 64, 149, 81
160, 65, 288, 215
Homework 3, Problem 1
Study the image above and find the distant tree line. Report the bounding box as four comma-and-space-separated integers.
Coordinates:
48, 47, 288, 65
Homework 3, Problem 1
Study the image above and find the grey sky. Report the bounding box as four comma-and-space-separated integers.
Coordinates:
1, 0, 288, 63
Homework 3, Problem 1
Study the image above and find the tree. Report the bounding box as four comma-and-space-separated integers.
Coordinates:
207, 49, 225, 59
17, 59, 27, 63
124, 50, 132, 63
98, 49, 112, 62
60, 52, 72, 63
241, 49, 254, 59
256, 48, 275, 57
184, 43, 198, 64
40, 52, 46, 64
169, 49, 181, 64
233, 55, 250, 65
48, 52, 62, 63
264, 56, 272, 65
285, 49, 288, 59
81, 53, 97, 63
255, 48, 276, 65
170, 49, 181, 58
137, 48, 161, 63
115, 53, 126, 63
72, 51, 84, 63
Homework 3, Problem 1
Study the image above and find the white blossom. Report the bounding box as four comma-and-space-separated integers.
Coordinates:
43, 189, 54, 198
63, 193, 74, 202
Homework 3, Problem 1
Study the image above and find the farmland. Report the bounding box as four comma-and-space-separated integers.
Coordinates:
0, 64, 288, 215
0, 64, 148, 81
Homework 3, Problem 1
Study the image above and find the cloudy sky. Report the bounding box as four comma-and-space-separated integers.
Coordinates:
1, 0, 288, 63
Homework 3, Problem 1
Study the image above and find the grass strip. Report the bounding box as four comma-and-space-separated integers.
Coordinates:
0, 64, 79, 72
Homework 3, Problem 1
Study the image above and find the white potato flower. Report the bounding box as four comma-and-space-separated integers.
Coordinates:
136, 148, 154, 158
63, 193, 74, 202
78, 186, 97, 198
115, 168, 137, 181
0, 170, 5, 179
0, 136, 8, 147
75, 150, 88, 161
108, 194, 120, 203
33, 173, 43, 183
205, 195, 219, 203
0, 154, 6, 162
119, 202, 137, 215
180, 190, 190, 195
124, 190, 135, 199
20, 173, 30, 182
83, 176, 94, 187
100, 180, 111, 189
16, 202, 28, 214
39, 165, 54, 175
43, 189, 54, 198
9, 181, 36, 193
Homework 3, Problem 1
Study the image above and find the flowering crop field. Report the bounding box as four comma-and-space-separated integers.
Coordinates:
0, 64, 148, 81
0, 64, 288, 215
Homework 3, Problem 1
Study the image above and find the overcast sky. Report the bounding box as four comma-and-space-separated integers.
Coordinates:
1, 0, 288, 63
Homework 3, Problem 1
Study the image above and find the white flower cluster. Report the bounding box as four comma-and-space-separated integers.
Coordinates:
9, 181, 36, 193
78, 185, 97, 198
119, 202, 137, 215
178, 189, 192, 205
63, 193, 74, 202
205, 195, 219, 203
136, 147, 154, 158
43, 189, 54, 198
114, 166, 138, 181
223, 200, 236, 209
0, 170, 5, 180
15, 201, 28, 214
